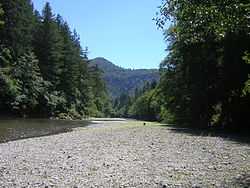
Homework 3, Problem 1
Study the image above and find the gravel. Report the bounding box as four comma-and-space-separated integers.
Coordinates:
0, 120, 249, 188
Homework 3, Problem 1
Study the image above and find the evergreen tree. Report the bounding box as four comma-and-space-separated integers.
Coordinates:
55, 18, 83, 116
63, 27, 81, 105
89, 65, 112, 117
0, 48, 19, 113
11, 52, 47, 117
0, 0, 35, 56
0, 1, 112, 119
77, 59, 96, 116
34, 2, 63, 88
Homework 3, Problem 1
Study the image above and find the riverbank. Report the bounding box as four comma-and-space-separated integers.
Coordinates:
0, 119, 249, 187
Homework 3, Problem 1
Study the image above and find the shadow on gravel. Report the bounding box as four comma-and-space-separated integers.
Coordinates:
89, 118, 127, 122
229, 174, 250, 187
160, 124, 250, 145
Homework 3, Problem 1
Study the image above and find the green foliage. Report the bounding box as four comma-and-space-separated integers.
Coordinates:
128, 87, 167, 121
242, 52, 250, 96
11, 52, 47, 116
113, 93, 132, 117
44, 91, 67, 116
0, 48, 19, 112
88, 65, 113, 117
114, 81, 168, 122
0, 3, 4, 27
77, 61, 96, 117
0, 1, 112, 119
34, 2, 64, 87
129, 89, 156, 120
59, 23, 81, 107
157, 0, 250, 129
0, 0, 35, 56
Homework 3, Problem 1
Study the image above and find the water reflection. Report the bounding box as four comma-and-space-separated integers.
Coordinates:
0, 119, 90, 143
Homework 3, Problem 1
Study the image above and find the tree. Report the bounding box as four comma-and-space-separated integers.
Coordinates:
0, 1, 112, 119
242, 53, 250, 96
77, 59, 96, 116
128, 86, 165, 121
0, 3, 4, 27
156, 0, 250, 129
0, 48, 19, 114
33, 2, 63, 88
55, 17, 87, 117
89, 65, 112, 117
0, 0, 35, 56
114, 93, 132, 117
11, 52, 47, 117
59, 23, 81, 105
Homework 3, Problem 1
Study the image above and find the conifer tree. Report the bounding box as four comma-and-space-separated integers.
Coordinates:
0, 48, 18, 113
12, 52, 47, 116
56, 19, 81, 112
34, 2, 63, 88
89, 65, 112, 117
0, 0, 35, 56
0, 0, 112, 119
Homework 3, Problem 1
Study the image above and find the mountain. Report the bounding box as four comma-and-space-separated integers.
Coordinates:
89, 57, 160, 98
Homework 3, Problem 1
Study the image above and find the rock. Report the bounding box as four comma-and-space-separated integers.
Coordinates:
159, 181, 168, 188
236, 174, 242, 179
208, 165, 214, 169
0, 119, 249, 187
192, 184, 202, 188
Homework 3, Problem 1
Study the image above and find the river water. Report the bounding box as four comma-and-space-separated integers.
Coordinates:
0, 119, 90, 143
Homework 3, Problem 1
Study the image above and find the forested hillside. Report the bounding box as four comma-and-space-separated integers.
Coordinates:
89, 57, 160, 98
0, 1, 112, 119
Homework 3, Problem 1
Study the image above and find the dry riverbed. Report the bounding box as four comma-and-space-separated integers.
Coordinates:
0, 119, 249, 187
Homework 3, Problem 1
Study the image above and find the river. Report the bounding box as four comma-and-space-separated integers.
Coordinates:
0, 118, 90, 143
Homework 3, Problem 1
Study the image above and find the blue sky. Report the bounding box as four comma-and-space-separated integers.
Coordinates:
32, 0, 167, 69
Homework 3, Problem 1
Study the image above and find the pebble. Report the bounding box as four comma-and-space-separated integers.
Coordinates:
0, 120, 249, 187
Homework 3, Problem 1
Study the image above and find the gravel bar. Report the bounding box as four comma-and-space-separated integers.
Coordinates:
0, 120, 249, 188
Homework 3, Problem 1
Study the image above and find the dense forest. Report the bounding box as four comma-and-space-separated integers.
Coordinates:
0, 0, 112, 119
155, 0, 250, 130
113, 81, 165, 121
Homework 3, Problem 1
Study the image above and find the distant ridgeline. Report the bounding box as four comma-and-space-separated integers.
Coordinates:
89, 57, 160, 98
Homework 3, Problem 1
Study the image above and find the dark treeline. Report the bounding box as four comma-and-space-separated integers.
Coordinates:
0, 0, 112, 119
154, 0, 250, 130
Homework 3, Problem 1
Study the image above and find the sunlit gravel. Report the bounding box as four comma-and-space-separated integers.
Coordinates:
0, 120, 249, 188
